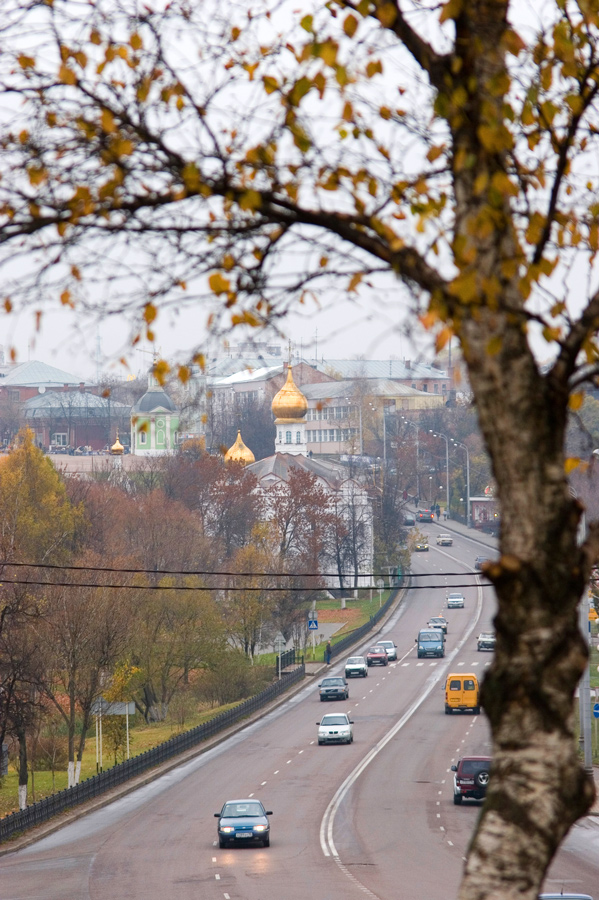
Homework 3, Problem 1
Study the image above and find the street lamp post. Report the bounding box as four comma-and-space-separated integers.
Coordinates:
430, 430, 450, 517
400, 416, 419, 500
452, 439, 470, 528
346, 397, 363, 456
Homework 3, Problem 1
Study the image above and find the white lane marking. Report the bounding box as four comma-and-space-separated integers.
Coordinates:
212, 857, 217, 862
310, 741, 315, 744
248, 793, 254, 797
441, 779, 446, 784
437, 813, 441, 818
215, 874, 220, 880
457, 662, 464, 666
440, 826, 445, 831
274, 770, 279, 774
261, 781, 266, 785
436, 801, 440, 806
430, 662, 437, 666
471, 662, 479, 666
416, 662, 424, 667
287, 760, 292, 764
355, 703, 359, 707
224, 894, 230, 899
299, 750, 304, 754
320, 567, 485, 879
447, 841, 453, 847
402, 663, 410, 667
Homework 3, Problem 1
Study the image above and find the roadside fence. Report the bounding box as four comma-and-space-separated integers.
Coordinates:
0, 664, 305, 844
330, 580, 404, 660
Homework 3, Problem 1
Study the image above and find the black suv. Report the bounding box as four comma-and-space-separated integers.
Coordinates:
451, 756, 491, 804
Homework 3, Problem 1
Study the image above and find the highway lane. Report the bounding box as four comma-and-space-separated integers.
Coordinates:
0, 523, 596, 899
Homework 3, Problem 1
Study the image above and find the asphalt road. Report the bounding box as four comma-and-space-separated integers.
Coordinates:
0, 521, 597, 899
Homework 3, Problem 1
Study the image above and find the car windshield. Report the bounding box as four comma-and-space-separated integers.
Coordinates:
222, 802, 264, 818
430, 618, 443, 624
379, 642, 392, 648
347, 658, 363, 664
420, 632, 441, 642
321, 715, 348, 725
461, 760, 490, 775
369, 648, 384, 653
479, 633, 494, 639
448, 593, 464, 600
322, 678, 344, 685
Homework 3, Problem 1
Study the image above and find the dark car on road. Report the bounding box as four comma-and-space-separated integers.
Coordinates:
366, 646, 388, 666
418, 509, 434, 522
452, 756, 492, 804
319, 676, 349, 701
215, 799, 272, 847
474, 556, 491, 570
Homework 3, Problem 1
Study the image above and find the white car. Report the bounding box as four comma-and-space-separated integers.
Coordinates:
317, 713, 354, 745
436, 533, 453, 546
377, 640, 398, 661
345, 656, 368, 678
447, 592, 465, 609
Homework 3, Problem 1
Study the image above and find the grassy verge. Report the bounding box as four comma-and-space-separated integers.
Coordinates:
0, 699, 257, 818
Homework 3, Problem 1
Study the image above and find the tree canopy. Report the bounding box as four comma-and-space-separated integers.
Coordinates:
3, 1, 599, 897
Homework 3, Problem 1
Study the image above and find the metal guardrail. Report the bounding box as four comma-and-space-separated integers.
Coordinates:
0, 664, 305, 844
330, 578, 405, 660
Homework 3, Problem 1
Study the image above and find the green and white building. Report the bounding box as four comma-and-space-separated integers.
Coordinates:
131, 372, 179, 456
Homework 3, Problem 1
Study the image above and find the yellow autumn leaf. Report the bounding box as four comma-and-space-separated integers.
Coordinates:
143, 303, 157, 324
569, 392, 584, 411
209, 273, 231, 295
178, 366, 191, 384
239, 189, 262, 211
439, 0, 463, 24
564, 457, 581, 474
130, 32, 143, 51
100, 109, 116, 133
344, 14, 358, 37
58, 64, 76, 85
348, 272, 363, 292
60, 290, 73, 307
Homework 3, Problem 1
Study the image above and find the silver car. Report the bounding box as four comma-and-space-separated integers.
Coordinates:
317, 713, 354, 745
377, 640, 398, 661
447, 592, 465, 609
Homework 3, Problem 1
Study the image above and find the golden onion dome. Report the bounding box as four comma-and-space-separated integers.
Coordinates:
271, 366, 308, 420
110, 431, 124, 455
224, 430, 255, 466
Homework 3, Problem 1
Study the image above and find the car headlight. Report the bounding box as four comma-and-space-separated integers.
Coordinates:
220, 826, 235, 833
254, 825, 267, 832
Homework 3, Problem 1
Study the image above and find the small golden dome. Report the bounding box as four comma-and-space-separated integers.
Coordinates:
110, 431, 124, 455
271, 366, 308, 420
224, 430, 255, 465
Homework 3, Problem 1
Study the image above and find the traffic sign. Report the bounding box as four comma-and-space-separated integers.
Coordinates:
308, 619, 318, 630
593, 703, 599, 720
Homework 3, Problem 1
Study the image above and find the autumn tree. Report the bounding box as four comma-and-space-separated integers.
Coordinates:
0, 429, 83, 798
225, 526, 277, 658
5, 2, 599, 896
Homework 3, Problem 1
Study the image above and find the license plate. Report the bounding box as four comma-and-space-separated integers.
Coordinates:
236, 832, 253, 838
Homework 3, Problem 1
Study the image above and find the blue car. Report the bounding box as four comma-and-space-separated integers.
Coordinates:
215, 799, 272, 848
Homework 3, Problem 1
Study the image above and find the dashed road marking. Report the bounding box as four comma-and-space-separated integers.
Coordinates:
287, 760, 292, 764
261, 781, 267, 785
248, 793, 254, 797
416, 662, 424, 667
215, 874, 221, 880
212, 857, 217, 862
447, 841, 453, 847
402, 663, 409, 667
430, 662, 437, 666
457, 662, 464, 667
274, 770, 279, 774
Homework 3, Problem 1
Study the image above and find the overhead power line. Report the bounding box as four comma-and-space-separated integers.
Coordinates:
0, 559, 491, 580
